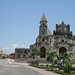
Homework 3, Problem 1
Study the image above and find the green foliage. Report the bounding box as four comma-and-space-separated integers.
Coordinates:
54, 59, 58, 64
30, 64, 48, 69
54, 70, 74, 75
47, 51, 72, 72
31, 49, 42, 56
56, 52, 70, 61
63, 59, 72, 73
62, 52, 70, 61
71, 71, 75, 74
46, 66, 51, 71
47, 51, 55, 63
31, 51, 73, 74
54, 70, 63, 74
47, 51, 57, 71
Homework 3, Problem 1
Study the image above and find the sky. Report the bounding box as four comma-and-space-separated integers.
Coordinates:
0, 0, 75, 54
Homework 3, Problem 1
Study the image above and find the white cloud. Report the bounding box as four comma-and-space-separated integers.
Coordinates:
12, 44, 19, 48
12, 44, 19, 50
21, 44, 25, 47
3, 47, 10, 50
2, 44, 29, 54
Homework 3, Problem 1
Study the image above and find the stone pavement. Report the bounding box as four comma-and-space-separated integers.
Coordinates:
15, 63, 60, 75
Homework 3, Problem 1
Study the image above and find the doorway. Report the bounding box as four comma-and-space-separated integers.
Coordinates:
59, 47, 67, 54
40, 47, 46, 58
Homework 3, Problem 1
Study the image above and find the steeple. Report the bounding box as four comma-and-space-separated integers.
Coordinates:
40, 13, 47, 24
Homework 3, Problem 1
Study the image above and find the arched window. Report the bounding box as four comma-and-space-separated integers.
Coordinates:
62, 40, 64, 42
42, 39, 45, 42
43, 23, 45, 25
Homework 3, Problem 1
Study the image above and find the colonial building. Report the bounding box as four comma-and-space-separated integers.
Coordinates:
30, 13, 75, 63
15, 48, 30, 59
15, 13, 75, 63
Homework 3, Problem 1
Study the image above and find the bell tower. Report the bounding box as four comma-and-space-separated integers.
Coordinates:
39, 13, 47, 35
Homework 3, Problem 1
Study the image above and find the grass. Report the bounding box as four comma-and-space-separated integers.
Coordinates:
29, 64, 75, 75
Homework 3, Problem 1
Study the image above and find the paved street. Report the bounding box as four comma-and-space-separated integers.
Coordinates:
0, 59, 42, 75
0, 64, 42, 75
0, 59, 60, 75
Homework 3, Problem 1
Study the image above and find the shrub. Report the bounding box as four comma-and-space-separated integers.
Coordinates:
71, 71, 75, 74
63, 59, 72, 73
46, 66, 51, 71
54, 70, 63, 74
54, 59, 58, 64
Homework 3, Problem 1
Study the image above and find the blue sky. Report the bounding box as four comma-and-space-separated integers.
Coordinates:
0, 0, 75, 54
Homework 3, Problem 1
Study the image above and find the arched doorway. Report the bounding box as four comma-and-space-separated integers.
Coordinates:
40, 47, 46, 58
59, 47, 67, 54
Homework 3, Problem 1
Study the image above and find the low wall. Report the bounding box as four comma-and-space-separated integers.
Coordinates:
15, 58, 75, 64
71, 59, 75, 64
15, 58, 47, 63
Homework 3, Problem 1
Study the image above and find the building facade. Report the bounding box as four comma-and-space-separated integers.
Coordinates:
30, 13, 75, 62
15, 13, 75, 63
15, 48, 30, 59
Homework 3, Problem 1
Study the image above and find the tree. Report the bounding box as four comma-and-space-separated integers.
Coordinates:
31, 49, 42, 65
56, 52, 70, 70
56, 52, 70, 63
47, 51, 72, 71
47, 51, 56, 70
63, 59, 72, 73
62, 52, 70, 61
31, 49, 42, 58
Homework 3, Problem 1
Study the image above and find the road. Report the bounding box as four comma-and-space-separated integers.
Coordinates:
0, 64, 42, 75
0, 59, 60, 75
0, 59, 42, 75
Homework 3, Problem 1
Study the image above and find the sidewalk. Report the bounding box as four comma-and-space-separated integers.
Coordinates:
25, 65, 60, 75
15, 62, 29, 66
15, 63, 60, 75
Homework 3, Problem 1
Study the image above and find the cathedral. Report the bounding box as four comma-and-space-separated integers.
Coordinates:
30, 13, 75, 63
15, 13, 75, 63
